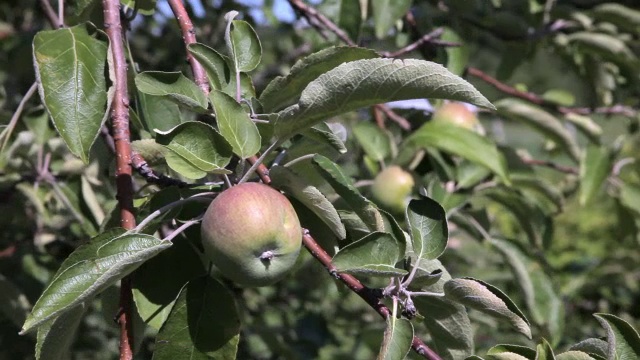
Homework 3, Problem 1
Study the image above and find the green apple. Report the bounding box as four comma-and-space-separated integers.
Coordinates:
432, 102, 484, 134
371, 166, 415, 213
200, 182, 302, 287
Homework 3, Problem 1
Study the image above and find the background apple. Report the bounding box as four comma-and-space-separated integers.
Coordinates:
370, 166, 415, 213
432, 102, 485, 134
200, 182, 302, 287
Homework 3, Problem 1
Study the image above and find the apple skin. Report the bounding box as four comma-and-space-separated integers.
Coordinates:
200, 182, 302, 287
432, 102, 484, 134
371, 166, 415, 213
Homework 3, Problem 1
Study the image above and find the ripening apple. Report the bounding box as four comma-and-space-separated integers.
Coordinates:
370, 166, 415, 213
432, 102, 484, 134
200, 182, 302, 287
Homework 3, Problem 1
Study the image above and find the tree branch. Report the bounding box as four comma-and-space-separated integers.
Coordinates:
302, 231, 443, 360
287, 0, 356, 46
38, 0, 63, 28
102, 1, 136, 358
467, 67, 638, 117
381, 28, 459, 58
167, 0, 210, 95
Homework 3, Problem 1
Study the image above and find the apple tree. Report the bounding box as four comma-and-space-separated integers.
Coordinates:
1, 0, 640, 359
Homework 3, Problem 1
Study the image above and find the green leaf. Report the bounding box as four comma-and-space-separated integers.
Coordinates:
481, 188, 550, 248
165, 151, 208, 180
488, 344, 536, 359
120, 0, 157, 15
259, 46, 379, 113
21, 228, 171, 334
536, 339, 556, 360
569, 338, 608, 359
592, 3, 640, 34
210, 90, 261, 159
443, 27, 469, 76
556, 351, 598, 360
136, 91, 183, 133
371, 0, 412, 39
444, 278, 532, 339
188, 43, 230, 91
320, 0, 363, 42
35, 303, 86, 360
312, 154, 385, 231
400, 121, 510, 184
135, 71, 208, 113
131, 139, 168, 167
270, 166, 347, 240
156, 121, 233, 174
332, 232, 407, 277
495, 98, 581, 162
377, 317, 414, 360
564, 113, 602, 144
489, 239, 564, 344
225, 17, 262, 72
579, 145, 612, 206
567, 32, 638, 67
272, 58, 494, 141
0, 273, 31, 328
594, 313, 640, 360
406, 195, 448, 262
413, 260, 474, 360
33, 23, 109, 163
153, 276, 240, 360
353, 122, 392, 162
619, 183, 640, 215
132, 237, 206, 330
302, 122, 348, 154
542, 89, 575, 107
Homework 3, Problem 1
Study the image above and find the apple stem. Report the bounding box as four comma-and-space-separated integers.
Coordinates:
132, 193, 215, 233
162, 217, 202, 242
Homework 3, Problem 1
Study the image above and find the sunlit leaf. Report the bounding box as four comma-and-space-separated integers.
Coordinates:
332, 232, 407, 277
33, 23, 109, 163
21, 228, 171, 333
444, 278, 532, 339
406, 195, 448, 262
272, 58, 494, 141
371, 0, 412, 39
579, 145, 612, 206
35, 303, 86, 360
210, 90, 261, 159
377, 317, 413, 360
135, 71, 208, 113
594, 313, 640, 360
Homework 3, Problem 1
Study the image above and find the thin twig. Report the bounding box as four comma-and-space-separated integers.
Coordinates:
467, 67, 638, 117
39, 0, 63, 28
381, 28, 459, 58
167, 0, 210, 95
287, 0, 356, 46
247, 155, 271, 184
521, 158, 578, 175
102, 1, 136, 358
1, 82, 37, 153
130, 151, 190, 188
302, 231, 443, 360
238, 142, 278, 184
375, 104, 412, 130
58, 0, 64, 26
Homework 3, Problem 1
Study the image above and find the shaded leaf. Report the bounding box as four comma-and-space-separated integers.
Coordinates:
332, 232, 407, 277
371, 0, 412, 39
312, 154, 385, 231
272, 58, 494, 140
210, 90, 261, 159
353, 122, 392, 162
33, 23, 109, 163
270, 166, 346, 240
594, 313, 640, 360
259, 46, 379, 113
536, 339, 556, 360
490, 239, 564, 344
592, 3, 640, 34
0, 273, 31, 328
495, 98, 581, 162
619, 183, 640, 216
153, 276, 240, 359
156, 121, 233, 174
302, 122, 348, 154
135, 71, 208, 113
36, 303, 86, 360
21, 228, 171, 333
132, 238, 206, 330
414, 260, 473, 360
406, 195, 448, 262
136, 91, 182, 133
556, 351, 598, 360
321, 0, 363, 42
488, 344, 536, 359
377, 317, 413, 360
569, 338, 608, 359
188, 43, 229, 91
579, 145, 612, 206
401, 121, 510, 184
444, 278, 531, 339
